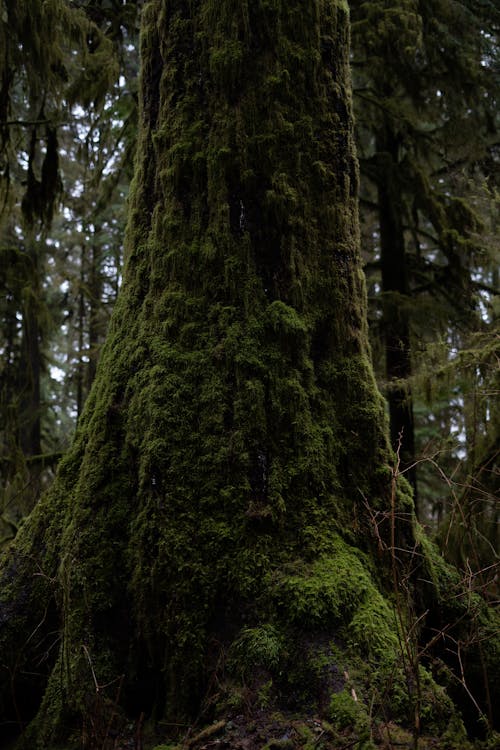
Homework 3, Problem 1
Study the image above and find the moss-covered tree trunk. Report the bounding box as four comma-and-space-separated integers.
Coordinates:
0, 1, 498, 747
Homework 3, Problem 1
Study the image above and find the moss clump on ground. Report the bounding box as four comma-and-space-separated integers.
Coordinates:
327, 691, 376, 750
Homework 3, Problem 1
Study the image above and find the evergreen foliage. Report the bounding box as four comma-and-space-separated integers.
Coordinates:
0, 0, 138, 541
350, 0, 500, 519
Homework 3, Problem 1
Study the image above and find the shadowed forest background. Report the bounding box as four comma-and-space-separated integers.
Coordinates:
0, 0, 498, 748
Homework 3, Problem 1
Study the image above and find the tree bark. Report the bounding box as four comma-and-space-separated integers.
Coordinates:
18, 239, 42, 461
0, 1, 497, 746
376, 128, 417, 510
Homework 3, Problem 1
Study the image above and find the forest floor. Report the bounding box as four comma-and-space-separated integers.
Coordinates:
3, 707, 488, 750
133, 710, 454, 750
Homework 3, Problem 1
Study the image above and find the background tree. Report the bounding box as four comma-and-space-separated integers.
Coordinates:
0, 0, 138, 542
350, 0, 500, 517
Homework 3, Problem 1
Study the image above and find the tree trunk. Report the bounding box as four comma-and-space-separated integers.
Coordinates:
76, 243, 86, 421
0, 1, 498, 747
86, 238, 105, 392
376, 128, 417, 510
18, 238, 42, 461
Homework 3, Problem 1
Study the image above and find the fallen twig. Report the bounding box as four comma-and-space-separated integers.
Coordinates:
183, 720, 226, 748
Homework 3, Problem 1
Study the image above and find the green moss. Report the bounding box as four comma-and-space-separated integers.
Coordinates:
262, 739, 295, 750
274, 533, 399, 662
278, 553, 366, 625
265, 300, 308, 337
438, 715, 472, 750
229, 624, 285, 676
329, 688, 369, 732
418, 666, 460, 735
2, 0, 498, 746
347, 591, 399, 659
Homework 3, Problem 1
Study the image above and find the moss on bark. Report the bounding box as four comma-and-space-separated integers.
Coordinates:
0, 1, 498, 748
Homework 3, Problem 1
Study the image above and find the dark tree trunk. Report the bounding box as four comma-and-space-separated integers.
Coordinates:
376, 129, 417, 510
86, 239, 104, 392
76, 244, 86, 421
19, 242, 42, 460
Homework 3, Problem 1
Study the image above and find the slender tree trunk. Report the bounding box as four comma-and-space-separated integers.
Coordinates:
17, 236, 43, 518
76, 244, 86, 421
376, 128, 417, 510
86, 238, 104, 392
1, 296, 21, 470
19, 240, 42, 460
